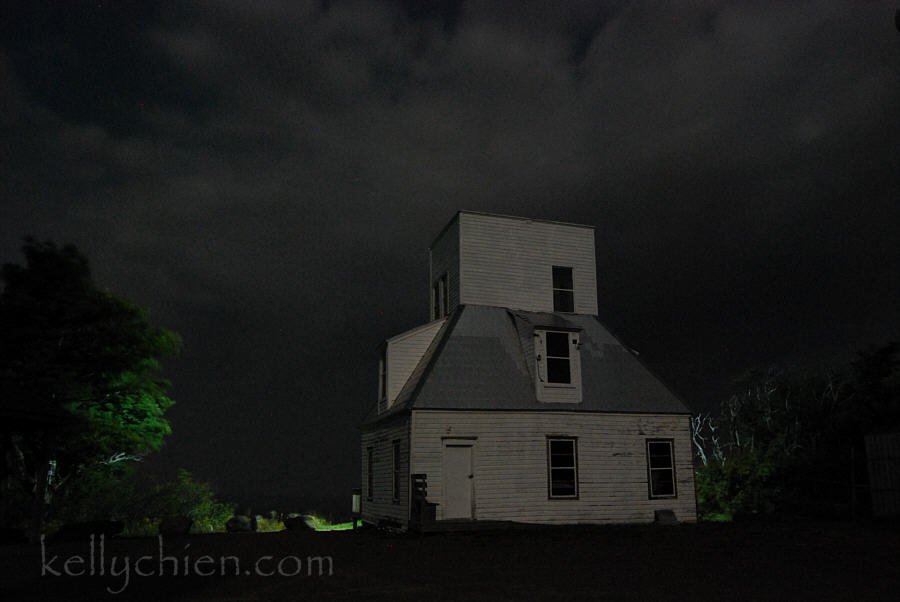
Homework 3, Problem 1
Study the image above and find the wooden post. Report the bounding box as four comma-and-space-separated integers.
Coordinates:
353, 488, 360, 530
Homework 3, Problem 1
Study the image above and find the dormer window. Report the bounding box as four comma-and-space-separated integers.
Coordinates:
432, 273, 449, 320
552, 266, 574, 312
534, 329, 582, 403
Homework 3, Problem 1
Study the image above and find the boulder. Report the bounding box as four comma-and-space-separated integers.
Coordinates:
225, 515, 256, 533
158, 516, 193, 536
284, 516, 313, 532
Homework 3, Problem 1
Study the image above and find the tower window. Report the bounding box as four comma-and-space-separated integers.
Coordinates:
552, 266, 574, 312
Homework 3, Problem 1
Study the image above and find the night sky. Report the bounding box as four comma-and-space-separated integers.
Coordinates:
3, 1, 899, 513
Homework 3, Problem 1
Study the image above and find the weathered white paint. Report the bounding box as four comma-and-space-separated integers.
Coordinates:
384, 319, 445, 409
360, 416, 409, 527
364, 212, 692, 530
442, 442, 474, 519
457, 212, 598, 315
410, 410, 696, 524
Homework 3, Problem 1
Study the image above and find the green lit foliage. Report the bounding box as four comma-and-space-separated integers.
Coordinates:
693, 344, 900, 520
0, 238, 180, 530
50, 462, 139, 525
256, 517, 286, 532
135, 470, 234, 534
304, 514, 360, 531
694, 448, 786, 520
50, 466, 234, 536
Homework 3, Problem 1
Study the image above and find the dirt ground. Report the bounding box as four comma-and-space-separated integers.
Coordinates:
1, 520, 898, 601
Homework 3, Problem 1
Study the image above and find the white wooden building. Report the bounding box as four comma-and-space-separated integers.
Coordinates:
361, 211, 697, 529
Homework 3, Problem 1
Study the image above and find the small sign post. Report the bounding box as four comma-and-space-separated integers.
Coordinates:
351, 488, 361, 530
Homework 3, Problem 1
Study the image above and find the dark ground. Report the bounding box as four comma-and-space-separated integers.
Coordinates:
1, 520, 898, 601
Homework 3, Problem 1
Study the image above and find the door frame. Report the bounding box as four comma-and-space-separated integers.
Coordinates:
441, 437, 477, 520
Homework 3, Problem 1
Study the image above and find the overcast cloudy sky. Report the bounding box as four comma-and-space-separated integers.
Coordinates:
3, 1, 899, 512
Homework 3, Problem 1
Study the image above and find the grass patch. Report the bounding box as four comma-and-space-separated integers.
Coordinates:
256, 517, 285, 532
304, 514, 361, 531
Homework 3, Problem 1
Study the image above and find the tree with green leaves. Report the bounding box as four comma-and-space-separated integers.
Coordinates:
0, 238, 180, 540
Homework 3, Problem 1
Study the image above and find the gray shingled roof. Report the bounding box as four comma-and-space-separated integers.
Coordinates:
363, 305, 690, 425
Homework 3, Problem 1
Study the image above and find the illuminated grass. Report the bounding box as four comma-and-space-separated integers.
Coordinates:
304, 514, 362, 531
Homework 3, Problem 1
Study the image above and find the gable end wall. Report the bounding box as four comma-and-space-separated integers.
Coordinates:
386, 320, 445, 406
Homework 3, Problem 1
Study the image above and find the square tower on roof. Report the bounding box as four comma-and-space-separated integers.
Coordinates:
428, 211, 598, 318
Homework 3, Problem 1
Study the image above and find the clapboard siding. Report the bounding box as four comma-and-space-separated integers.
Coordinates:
361, 417, 409, 527
385, 320, 445, 407
429, 214, 460, 317
458, 212, 598, 315
410, 410, 696, 524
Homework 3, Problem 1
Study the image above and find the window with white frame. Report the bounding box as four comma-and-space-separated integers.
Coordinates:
545, 331, 572, 384
366, 446, 374, 501
431, 281, 440, 320
432, 273, 449, 320
646, 439, 677, 498
552, 266, 574, 312
547, 437, 578, 498
534, 329, 582, 402
377, 350, 387, 413
392, 441, 401, 502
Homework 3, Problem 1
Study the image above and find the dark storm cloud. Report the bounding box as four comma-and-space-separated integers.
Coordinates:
3, 0, 899, 507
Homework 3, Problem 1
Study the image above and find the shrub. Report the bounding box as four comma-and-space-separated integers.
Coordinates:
695, 450, 787, 520
50, 463, 140, 525
49, 466, 233, 535
136, 469, 234, 533
255, 517, 285, 532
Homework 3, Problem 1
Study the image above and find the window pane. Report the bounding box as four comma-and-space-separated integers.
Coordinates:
547, 358, 571, 383
432, 283, 440, 318
553, 290, 574, 312
551, 469, 576, 496
649, 453, 672, 469
650, 469, 675, 496
550, 444, 574, 466
648, 442, 672, 468
648, 441, 670, 456
546, 332, 570, 357
550, 449, 574, 466
549, 439, 574, 457
548, 439, 577, 497
553, 266, 573, 290
367, 448, 374, 499
392, 443, 400, 498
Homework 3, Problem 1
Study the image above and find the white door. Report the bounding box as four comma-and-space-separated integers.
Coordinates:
443, 444, 473, 519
